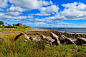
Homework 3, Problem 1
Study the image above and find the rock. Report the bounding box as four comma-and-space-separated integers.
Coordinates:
59, 35, 67, 41
24, 39, 28, 42
50, 32, 61, 45
45, 37, 55, 46
37, 34, 46, 41
23, 34, 31, 42
45, 37, 55, 42
23, 34, 29, 39
66, 38, 76, 44
71, 39, 78, 44
59, 35, 76, 45
29, 37, 38, 41
0, 36, 3, 39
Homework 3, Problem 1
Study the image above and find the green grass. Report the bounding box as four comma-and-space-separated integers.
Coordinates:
0, 34, 86, 57
0, 26, 32, 31
0, 26, 3, 28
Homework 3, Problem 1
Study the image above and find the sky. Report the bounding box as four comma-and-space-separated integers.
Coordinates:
0, 0, 86, 28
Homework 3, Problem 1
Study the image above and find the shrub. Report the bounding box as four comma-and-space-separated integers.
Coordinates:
4, 26, 17, 28
0, 26, 3, 28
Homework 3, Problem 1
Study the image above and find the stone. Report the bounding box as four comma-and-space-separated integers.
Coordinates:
45, 37, 55, 42
23, 34, 29, 39
59, 35, 76, 45
0, 36, 3, 39
45, 37, 55, 46
37, 34, 46, 41
59, 35, 67, 41
66, 38, 76, 44
29, 37, 38, 41
71, 39, 78, 44
50, 32, 61, 45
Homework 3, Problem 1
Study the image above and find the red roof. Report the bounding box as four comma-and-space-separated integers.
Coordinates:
19, 24, 23, 26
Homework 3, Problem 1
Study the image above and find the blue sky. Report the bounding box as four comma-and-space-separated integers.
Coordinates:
0, 0, 86, 28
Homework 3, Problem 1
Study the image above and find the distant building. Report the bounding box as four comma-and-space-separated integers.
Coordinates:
18, 23, 23, 26
3, 23, 8, 26
16, 23, 23, 26
13, 23, 23, 26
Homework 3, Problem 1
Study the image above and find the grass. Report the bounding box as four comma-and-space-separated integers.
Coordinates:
0, 26, 3, 28
0, 28, 31, 31
0, 33, 86, 57
0, 26, 32, 31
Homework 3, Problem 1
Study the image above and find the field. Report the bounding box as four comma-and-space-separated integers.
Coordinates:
0, 32, 86, 57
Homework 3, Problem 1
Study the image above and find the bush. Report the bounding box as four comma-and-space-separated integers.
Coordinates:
4, 26, 17, 28
0, 26, 3, 28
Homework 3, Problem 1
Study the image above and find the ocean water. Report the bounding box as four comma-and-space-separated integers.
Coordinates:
39, 28, 86, 34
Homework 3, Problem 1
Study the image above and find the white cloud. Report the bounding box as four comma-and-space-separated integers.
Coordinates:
3, 15, 27, 19
0, 13, 5, 17
39, 5, 59, 14
0, 0, 8, 8
28, 16, 34, 19
7, 6, 26, 12
5, 12, 21, 16
42, 1, 53, 6
34, 13, 51, 16
0, 8, 4, 11
9, 0, 52, 10
61, 2, 86, 20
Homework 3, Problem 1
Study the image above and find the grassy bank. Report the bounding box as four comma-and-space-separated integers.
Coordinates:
0, 33, 86, 57
0, 26, 32, 31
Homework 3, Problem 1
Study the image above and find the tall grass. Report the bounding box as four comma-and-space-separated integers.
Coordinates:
0, 34, 86, 57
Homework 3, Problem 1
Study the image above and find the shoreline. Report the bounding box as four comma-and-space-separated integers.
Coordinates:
35, 28, 86, 34
0, 28, 86, 38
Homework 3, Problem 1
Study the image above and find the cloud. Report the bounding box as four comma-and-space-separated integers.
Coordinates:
33, 13, 51, 16
39, 5, 59, 14
0, 8, 4, 11
3, 15, 27, 19
61, 2, 86, 20
9, 0, 53, 10
0, 0, 8, 8
5, 12, 21, 16
0, 13, 5, 17
0, 13, 27, 19
7, 6, 26, 12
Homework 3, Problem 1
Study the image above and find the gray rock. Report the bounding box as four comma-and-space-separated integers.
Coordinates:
29, 37, 39, 41
24, 34, 29, 39
45, 37, 55, 46
50, 32, 61, 45
37, 34, 46, 41
45, 37, 55, 42
0, 36, 3, 39
59, 35, 67, 41
66, 38, 76, 44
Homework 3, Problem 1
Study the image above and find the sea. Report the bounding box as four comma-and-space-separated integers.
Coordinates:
37, 28, 86, 34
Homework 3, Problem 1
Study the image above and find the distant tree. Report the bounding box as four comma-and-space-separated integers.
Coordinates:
0, 21, 4, 25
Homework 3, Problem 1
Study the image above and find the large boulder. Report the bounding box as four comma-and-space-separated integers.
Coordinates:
0, 36, 3, 39
66, 38, 76, 44
71, 39, 78, 44
50, 32, 61, 45
45, 37, 55, 46
37, 34, 46, 41
24, 34, 29, 40
59, 35, 67, 41
59, 35, 76, 45
24, 34, 31, 42
29, 37, 39, 41
45, 37, 55, 42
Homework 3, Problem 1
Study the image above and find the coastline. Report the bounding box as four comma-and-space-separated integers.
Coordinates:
0, 28, 86, 38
